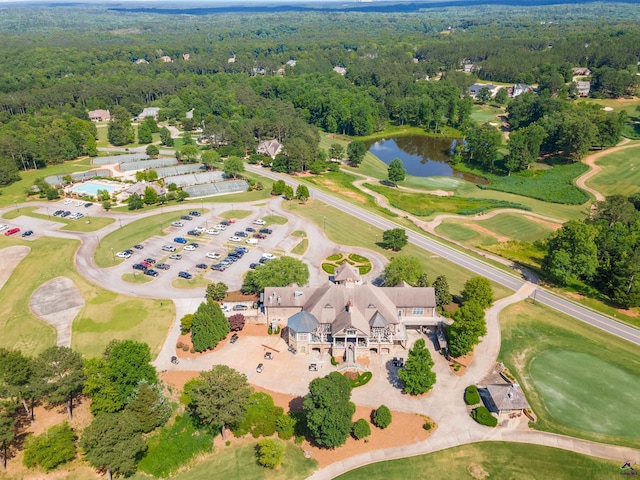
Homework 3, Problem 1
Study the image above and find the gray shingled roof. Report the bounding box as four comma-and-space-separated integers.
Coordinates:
486, 384, 530, 412
287, 311, 319, 334
369, 311, 388, 328
334, 262, 361, 282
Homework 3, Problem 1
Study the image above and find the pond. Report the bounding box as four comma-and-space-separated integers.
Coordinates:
365, 135, 486, 183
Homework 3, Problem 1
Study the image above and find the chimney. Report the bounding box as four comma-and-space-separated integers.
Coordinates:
346, 300, 353, 311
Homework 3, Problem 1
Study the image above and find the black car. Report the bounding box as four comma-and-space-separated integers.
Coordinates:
53, 210, 63, 216
132, 263, 146, 270
195, 263, 208, 269
124, 249, 134, 255
259, 257, 272, 264
84, 202, 93, 208
189, 211, 201, 217
60, 211, 71, 217
259, 228, 273, 234
235, 231, 248, 237
220, 220, 230, 226
155, 263, 170, 270
180, 215, 193, 221
21, 230, 33, 237
230, 333, 239, 344
133, 244, 144, 250
187, 230, 201, 236
245, 227, 255, 232
144, 269, 159, 277
144, 258, 156, 264
178, 271, 192, 279
189, 242, 199, 248
249, 263, 260, 269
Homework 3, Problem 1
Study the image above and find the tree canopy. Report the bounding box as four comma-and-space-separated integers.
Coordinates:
381, 255, 425, 286
398, 338, 436, 395
381, 228, 408, 251
242, 256, 309, 293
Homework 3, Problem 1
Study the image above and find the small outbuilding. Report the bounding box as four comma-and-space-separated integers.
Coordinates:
484, 383, 530, 415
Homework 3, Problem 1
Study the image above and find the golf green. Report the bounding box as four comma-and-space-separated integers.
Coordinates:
529, 350, 640, 439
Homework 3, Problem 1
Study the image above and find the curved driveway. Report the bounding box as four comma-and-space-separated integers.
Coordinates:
247, 165, 640, 347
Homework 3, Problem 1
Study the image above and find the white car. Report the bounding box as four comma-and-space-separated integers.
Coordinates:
195, 226, 205, 233
171, 221, 184, 227
253, 219, 266, 225
75, 201, 84, 207
205, 229, 219, 235
206, 252, 221, 260
183, 245, 196, 251
63, 199, 72, 205
214, 224, 226, 231
262, 253, 276, 259
116, 251, 131, 258
245, 238, 258, 245
229, 236, 242, 242
0, 225, 9, 232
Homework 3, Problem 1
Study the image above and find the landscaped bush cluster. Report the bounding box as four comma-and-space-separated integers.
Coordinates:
351, 418, 371, 440
471, 406, 498, 427
256, 438, 285, 468
233, 392, 284, 438
344, 371, 372, 388
464, 385, 481, 405
23, 422, 76, 472
372, 405, 392, 429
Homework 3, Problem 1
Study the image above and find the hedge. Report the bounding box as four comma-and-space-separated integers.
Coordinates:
464, 385, 481, 405
471, 406, 497, 427
345, 371, 372, 388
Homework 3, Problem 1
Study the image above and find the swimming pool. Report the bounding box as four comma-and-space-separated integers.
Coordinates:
70, 182, 118, 196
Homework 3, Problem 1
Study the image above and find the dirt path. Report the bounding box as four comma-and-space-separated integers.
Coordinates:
575, 138, 638, 202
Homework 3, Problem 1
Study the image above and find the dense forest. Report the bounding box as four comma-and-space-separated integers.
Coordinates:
0, 3, 639, 184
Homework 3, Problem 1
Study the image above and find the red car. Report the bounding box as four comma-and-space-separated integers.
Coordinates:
4, 227, 19, 236
140, 261, 152, 269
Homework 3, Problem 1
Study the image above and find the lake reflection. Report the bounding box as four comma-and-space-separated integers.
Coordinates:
366, 136, 485, 183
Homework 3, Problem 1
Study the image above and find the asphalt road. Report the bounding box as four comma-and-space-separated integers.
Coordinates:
248, 165, 640, 347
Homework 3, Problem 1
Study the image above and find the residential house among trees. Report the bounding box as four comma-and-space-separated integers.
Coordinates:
577, 81, 591, 97
88, 109, 110, 122
468, 83, 498, 99
263, 263, 440, 359
256, 139, 282, 158
138, 107, 160, 120
508, 83, 533, 97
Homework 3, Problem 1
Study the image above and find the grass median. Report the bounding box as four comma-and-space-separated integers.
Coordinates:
4, 206, 115, 232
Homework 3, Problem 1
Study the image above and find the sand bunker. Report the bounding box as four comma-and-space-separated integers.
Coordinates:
0, 245, 30, 292
30, 277, 84, 347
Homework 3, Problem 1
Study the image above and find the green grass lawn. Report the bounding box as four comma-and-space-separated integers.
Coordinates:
335, 442, 619, 480
586, 144, 640, 197
139, 441, 317, 480
3, 206, 115, 232
499, 300, 640, 449
291, 230, 306, 237
436, 214, 553, 245
172, 276, 212, 288
122, 272, 153, 284
289, 200, 512, 300
94, 210, 196, 267
0, 236, 173, 358
584, 97, 640, 119
436, 222, 497, 246
262, 215, 288, 225
365, 182, 530, 218
291, 238, 309, 255
0, 159, 94, 208
470, 104, 506, 124
220, 209, 252, 220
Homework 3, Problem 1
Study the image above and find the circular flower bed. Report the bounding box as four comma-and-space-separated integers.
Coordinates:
322, 253, 372, 275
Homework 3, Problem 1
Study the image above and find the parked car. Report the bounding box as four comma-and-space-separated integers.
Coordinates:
144, 258, 156, 264
178, 271, 192, 279
235, 246, 249, 253
187, 230, 201, 236
245, 227, 256, 232
264, 352, 273, 360
233, 304, 248, 311
235, 231, 248, 237
171, 221, 184, 227
262, 253, 276, 259
309, 363, 318, 371
246, 238, 258, 245
249, 263, 259, 269
144, 269, 159, 277
229, 236, 242, 242
132, 263, 146, 270
155, 263, 170, 270
53, 210, 63, 216
205, 229, 219, 235
214, 224, 226, 231
195, 226, 205, 233
169, 254, 182, 260
189, 242, 199, 248
162, 245, 176, 252
259, 257, 272, 264
256, 363, 264, 373
206, 252, 221, 260
195, 263, 208, 269
230, 333, 239, 344
189, 211, 201, 217
288, 346, 297, 355
180, 215, 193, 221
84, 202, 93, 208
220, 220, 230, 226
21, 230, 33, 237
183, 245, 196, 251
174, 237, 187, 244
140, 261, 152, 269
60, 211, 71, 217
211, 264, 226, 271
116, 251, 131, 258
133, 244, 144, 250
259, 228, 273, 234
253, 219, 266, 225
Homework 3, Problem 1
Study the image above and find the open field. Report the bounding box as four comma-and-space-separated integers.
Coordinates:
262, 215, 288, 225
334, 442, 620, 480
365, 183, 530, 218
94, 210, 193, 267
585, 97, 640, 118
220, 209, 251, 220
3, 206, 115, 232
0, 159, 93, 208
499, 300, 640, 449
0, 236, 173, 358
586, 146, 640, 197
289, 200, 513, 300
470, 103, 506, 124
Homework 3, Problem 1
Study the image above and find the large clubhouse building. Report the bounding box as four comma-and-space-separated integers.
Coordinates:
263, 263, 443, 358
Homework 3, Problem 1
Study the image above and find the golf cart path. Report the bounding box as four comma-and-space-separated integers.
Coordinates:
575, 137, 637, 202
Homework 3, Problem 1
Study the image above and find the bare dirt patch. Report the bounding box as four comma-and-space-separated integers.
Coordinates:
0, 245, 30, 291
465, 223, 510, 243
450, 350, 475, 376
467, 462, 490, 479
175, 324, 271, 359
317, 179, 368, 202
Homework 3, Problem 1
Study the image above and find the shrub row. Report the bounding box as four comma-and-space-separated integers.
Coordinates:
470, 406, 497, 427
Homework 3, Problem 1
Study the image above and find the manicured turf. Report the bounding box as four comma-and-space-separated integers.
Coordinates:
334, 442, 620, 480
436, 222, 496, 245
172, 276, 212, 288
291, 230, 306, 237
220, 209, 251, 220
94, 210, 193, 267
0, 236, 173, 358
470, 104, 506, 124
289, 200, 513, 300
437, 214, 553, 246
3, 206, 115, 232
499, 300, 640, 448
262, 215, 288, 225
365, 182, 530, 218
586, 145, 640, 197
122, 272, 153, 284
530, 349, 640, 438
291, 238, 309, 255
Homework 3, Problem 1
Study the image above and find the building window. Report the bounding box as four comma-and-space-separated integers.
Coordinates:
297, 333, 309, 341
412, 308, 424, 315
346, 329, 357, 336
